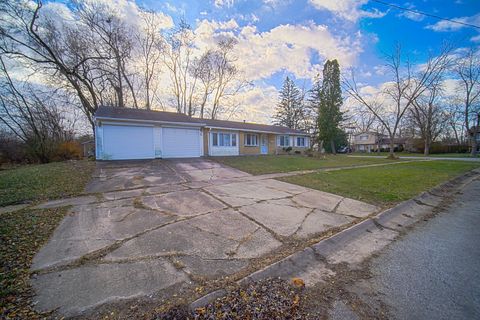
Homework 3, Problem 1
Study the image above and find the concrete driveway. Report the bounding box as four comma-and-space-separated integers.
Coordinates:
31, 158, 379, 317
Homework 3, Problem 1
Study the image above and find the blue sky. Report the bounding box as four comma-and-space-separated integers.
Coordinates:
42, 0, 480, 123
140, 0, 480, 89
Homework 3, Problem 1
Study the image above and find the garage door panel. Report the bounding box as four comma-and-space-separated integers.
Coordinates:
103, 125, 154, 160
162, 127, 201, 158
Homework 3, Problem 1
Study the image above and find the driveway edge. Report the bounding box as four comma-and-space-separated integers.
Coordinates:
190, 168, 480, 310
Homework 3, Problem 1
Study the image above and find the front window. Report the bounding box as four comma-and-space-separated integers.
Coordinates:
296, 137, 306, 147
212, 132, 237, 147
244, 133, 258, 146
278, 135, 290, 147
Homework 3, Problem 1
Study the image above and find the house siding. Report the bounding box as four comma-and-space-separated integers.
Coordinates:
202, 128, 209, 156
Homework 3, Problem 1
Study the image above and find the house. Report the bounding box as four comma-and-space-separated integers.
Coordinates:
352, 132, 383, 152
353, 132, 405, 152
94, 106, 310, 160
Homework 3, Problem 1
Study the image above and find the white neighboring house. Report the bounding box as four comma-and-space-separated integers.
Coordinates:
94, 106, 310, 160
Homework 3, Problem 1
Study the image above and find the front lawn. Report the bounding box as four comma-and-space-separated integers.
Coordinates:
0, 160, 95, 318
352, 152, 475, 158
280, 160, 480, 206
213, 155, 406, 175
0, 160, 95, 207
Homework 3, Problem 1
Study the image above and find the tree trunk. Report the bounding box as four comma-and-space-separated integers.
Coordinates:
424, 140, 430, 156
330, 140, 336, 155
389, 138, 395, 158
471, 114, 479, 157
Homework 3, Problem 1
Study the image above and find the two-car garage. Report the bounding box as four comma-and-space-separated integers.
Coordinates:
98, 123, 202, 160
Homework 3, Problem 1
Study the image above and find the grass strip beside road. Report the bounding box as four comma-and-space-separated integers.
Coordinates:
0, 160, 95, 207
279, 160, 480, 207
213, 154, 407, 175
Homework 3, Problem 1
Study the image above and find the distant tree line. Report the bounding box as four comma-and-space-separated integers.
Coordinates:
275, 46, 480, 157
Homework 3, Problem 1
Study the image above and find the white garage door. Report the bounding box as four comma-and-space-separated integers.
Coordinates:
103, 125, 154, 160
162, 127, 201, 158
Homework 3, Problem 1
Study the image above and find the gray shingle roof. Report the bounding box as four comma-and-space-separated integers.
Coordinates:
95, 106, 308, 135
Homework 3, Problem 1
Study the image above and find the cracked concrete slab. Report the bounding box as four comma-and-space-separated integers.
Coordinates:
32, 204, 177, 271
292, 190, 343, 212
31, 158, 382, 317
239, 201, 313, 237
336, 198, 379, 218
31, 258, 187, 317
142, 189, 226, 216
34, 195, 98, 209
296, 209, 355, 238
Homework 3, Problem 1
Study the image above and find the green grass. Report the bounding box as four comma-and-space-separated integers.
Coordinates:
212, 154, 407, 175
0, 160, 96, 318
280, 160, 480, 206
353, 152, 475, 158
1, 207, 68, 319
0, 160, 95, 207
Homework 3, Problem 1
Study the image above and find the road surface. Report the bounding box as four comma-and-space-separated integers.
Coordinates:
334, 178, 480, 319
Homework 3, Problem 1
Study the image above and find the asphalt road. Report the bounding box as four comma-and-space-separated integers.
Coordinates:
352, 178, 480, 319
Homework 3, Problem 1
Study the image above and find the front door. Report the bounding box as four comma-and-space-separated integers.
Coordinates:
261, 134, 268, 154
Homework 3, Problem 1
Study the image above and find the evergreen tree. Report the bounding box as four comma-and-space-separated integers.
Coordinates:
316, 59, 343, 153
273, 76, 304, 129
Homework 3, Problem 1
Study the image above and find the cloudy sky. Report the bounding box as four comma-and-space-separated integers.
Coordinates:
48, 0, 480, 123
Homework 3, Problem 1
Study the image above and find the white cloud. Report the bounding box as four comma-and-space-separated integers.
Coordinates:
308, 0, 386, 22
195, 21, 363, 81
426, 13, 480, 32
214, 0, 235, 8
398, 3, 424, 22
228, 84, 279, 123
471, 34, 480, 43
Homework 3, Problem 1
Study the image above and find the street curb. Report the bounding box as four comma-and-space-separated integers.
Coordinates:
189, 168, 480, 310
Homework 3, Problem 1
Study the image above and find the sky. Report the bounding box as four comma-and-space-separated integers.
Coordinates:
43, 0, 480, 124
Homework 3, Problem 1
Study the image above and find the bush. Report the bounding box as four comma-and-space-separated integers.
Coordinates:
283, 146, 293, 154
55, 141, 82, 160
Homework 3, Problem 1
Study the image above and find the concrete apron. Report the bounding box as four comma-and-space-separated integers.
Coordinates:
190, 169, 480, 310
28, 158, 478, 318
29, 159, 381, 318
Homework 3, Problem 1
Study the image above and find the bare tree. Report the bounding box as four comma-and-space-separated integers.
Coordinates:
137, 10, 165, 110
78, 1, 139, 109
453, 48, 480, 156
0, 0, 105, 129
161, 20, 198, 116
410, 78, 447, 155
0, 56, 75, 162
344, 44, 451, 158
208, 38, 249, 120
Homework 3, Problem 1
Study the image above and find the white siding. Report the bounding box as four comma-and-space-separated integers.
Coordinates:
209, 131, 239, 156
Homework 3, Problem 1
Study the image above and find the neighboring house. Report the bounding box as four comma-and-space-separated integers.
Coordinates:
94, 106, 310, 160
352, 132, 383, 152
353, 132, 405, 152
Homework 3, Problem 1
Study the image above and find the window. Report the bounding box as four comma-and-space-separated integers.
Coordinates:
212, 132, 236, 147
278, 135, 290, 147
360, 134, 369, 141
296, 137, 306, 147
244, 133, 258, 146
